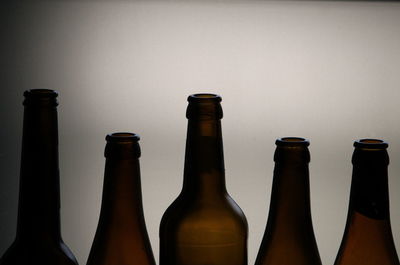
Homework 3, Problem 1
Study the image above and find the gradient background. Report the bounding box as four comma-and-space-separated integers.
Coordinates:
1, 1, 400, 264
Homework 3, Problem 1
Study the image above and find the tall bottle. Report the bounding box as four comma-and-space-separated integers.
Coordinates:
86, 133, 156, 265
334, 139, 399, 265
159, 93, 248, 265
255, 137, 322, 265
0, 89, 78, 265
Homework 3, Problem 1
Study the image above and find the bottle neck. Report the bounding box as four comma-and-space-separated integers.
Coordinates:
17, 104, 61, 241
267, 143, 313, 230
98, 151, 146, 231
349, 150, 390, 221
269, 150, 312, 224
182, 118, 226, 198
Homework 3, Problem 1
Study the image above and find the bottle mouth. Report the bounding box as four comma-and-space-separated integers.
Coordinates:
106, 132, 140, 143
186, 93, 223, 120
105, 132, 141, 158
24, 89, 58, 98
276, 137, 310, 147
354, 139, 388, 149
187, 93, 222, 103
23, 89, 59, 106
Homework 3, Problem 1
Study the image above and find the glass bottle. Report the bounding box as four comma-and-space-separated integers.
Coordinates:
0, 89, 78, 265
159, 93, 248, 265
334, 139, 399, 265
255, 137, 322, 265
86, 133, 156, 265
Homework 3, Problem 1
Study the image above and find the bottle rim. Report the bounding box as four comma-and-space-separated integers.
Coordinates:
276, 137, 310, 147
354, 139, 388, 149
187, 93, 222, 103
106, 132, 140, 142
24, 89, 58, 98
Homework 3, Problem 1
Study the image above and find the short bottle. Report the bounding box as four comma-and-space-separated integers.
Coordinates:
334, 139, 399, 265
0, 89, 79, 265
159, 93, 248, 265
255, 137, 322, 265
86, 133, 156, 265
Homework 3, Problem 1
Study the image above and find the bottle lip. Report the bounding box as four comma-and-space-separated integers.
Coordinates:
187, 93, 222, 103
24, 89, 58, 98
354, 139, 388, 149
106, 132, 140, 143
23, 89, 59, 107
275, 137, 310, 147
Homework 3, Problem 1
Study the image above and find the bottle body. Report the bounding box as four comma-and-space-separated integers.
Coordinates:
0, 89, 78, 265
255, 137, 321, 265
334, 139, 399, 265
86, 133, 155, 265
159, 94, 248, 265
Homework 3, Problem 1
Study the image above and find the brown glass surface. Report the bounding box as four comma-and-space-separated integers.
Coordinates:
334, 139, 399, 265
159, 94, 248, 265
0, 89, 78, 265
86, 133, 155, 265
255, 137, 322, 265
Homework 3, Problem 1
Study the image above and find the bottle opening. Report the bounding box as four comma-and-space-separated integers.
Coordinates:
186, 93, 223, 120
106, 132, 140, 143
105, 132, 141, 158
23, 89, 59, 106
24, 89, 58, 98
354, 139, 388, 149
276, 137, 310, 147
188, 93, 222, 103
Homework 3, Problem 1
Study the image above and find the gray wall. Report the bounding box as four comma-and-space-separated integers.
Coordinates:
1, 1, 400, 264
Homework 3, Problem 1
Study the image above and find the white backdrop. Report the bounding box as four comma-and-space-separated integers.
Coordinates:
1, 1, 400, 264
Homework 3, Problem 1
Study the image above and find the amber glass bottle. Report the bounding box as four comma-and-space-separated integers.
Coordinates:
0, 89, 78, 265
159, 94, 248, 265
255, 137, 322, 265
334, 139, 399, 265
86, 133, 155, 265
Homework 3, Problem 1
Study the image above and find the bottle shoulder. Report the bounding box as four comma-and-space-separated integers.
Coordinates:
335, 211, 399, 265
0, 240, 78, 265
255, 233, 322, 265
160, 192, 248, 234
87, 218, 156, 265
159, 193, 248, 264
87, 234, 156, 265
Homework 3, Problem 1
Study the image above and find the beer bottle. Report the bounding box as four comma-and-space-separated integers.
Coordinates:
334, 139, 399, 265
159, 93, 248, 265
255, 137, 322, 265
86, 133, 156, 265
0, 89, 78, 265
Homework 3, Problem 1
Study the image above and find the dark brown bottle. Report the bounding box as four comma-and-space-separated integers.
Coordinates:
159, 94, 248, 265
0, 89, 78, 265
86, 133, 156, 265
334, 139, 399, 265
255, 137, 322, 265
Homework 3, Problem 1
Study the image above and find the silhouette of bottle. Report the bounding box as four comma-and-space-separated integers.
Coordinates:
86, 133, 156, 265
0, 89, 78, 265
159, 94, 248, 265
255, 137, 322, 265
334, 139, 399, 265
